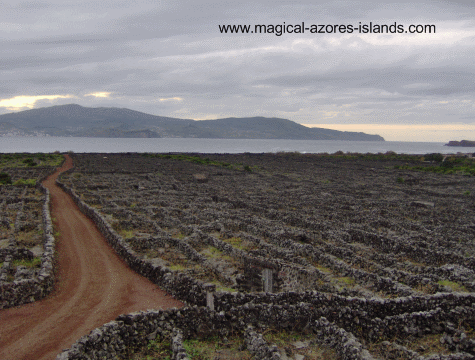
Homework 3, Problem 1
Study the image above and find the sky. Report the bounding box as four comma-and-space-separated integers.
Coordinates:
1, 0, 475, 142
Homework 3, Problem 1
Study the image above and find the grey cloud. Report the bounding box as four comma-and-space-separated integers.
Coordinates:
0, 0, 474, 128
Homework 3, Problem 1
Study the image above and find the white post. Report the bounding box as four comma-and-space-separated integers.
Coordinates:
263, 268, 273, 293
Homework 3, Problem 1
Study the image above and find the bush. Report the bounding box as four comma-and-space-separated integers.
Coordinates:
424, 153, 444, 163
441, 160, 454, 169
23, 158, 37, 167
0, 172, 12, 185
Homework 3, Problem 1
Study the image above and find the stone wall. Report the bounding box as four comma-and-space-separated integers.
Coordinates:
55, 306, 379, 360
0, 184, 56, 309
56, 301, 475, 359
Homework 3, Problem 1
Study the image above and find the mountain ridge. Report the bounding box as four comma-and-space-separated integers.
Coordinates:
0, 104, 385, 141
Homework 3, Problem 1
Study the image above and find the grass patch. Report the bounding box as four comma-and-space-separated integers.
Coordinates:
337, 277, 356, 285
212, 280, 237, 292
13, 178, 37, 186
394, 155, 475, 176
170, 231, 186, 239
264, 330, 306, 346
119, 229, 136, 239
142, 153, 258, 172
168, 264, 186, 271
0, 153, 63, 168
16, 230, 42, 247
315, 264, 332, 273
264, 329, 338, 359
183, 336, 251, 360
201, 246, 233, 262
130, 335, 172, 360
437, 279, 467, 292
369, 334, 449, 358
143, 153, 233, 167
216, 286, 237, 292
13, 257, 41, 268
222, 237, 258, 251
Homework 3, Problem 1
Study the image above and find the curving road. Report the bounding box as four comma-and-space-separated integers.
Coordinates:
0, 155, 184, 360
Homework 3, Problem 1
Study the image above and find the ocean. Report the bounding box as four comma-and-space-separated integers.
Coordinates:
0, 137, 472, 154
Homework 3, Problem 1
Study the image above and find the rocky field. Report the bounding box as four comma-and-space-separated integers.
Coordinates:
58, 152, 475, 360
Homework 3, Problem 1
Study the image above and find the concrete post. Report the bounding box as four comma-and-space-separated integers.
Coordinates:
206, 291, 214, 311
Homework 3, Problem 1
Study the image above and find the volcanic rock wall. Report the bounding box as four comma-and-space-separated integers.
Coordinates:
0, 184, 56, 309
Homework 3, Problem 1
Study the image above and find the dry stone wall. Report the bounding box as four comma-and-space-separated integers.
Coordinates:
0, 184, 56, 309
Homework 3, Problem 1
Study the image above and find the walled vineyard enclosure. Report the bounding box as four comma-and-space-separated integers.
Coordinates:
0, 153, 63, 308
55, 152, 475, 360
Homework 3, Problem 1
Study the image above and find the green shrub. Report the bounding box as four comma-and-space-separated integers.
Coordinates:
0, 172, 12, 185
13, 178, 36, 186
23, 158, 37, 167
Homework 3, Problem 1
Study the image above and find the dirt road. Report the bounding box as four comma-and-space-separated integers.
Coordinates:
0, 155, 184, 360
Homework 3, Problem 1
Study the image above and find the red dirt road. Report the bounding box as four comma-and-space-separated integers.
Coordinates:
0, 155, 184, 360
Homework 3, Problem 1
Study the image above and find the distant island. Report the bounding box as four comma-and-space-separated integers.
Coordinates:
445, 140, 475, 147
0, 104, 384, 141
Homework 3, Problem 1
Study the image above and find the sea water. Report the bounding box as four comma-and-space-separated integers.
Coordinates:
0, 137, 472, 154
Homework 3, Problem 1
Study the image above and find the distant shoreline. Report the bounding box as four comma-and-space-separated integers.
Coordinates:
0, 137, 467, 155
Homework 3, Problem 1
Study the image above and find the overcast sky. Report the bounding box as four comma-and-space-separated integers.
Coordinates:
1, 0, 475, 141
